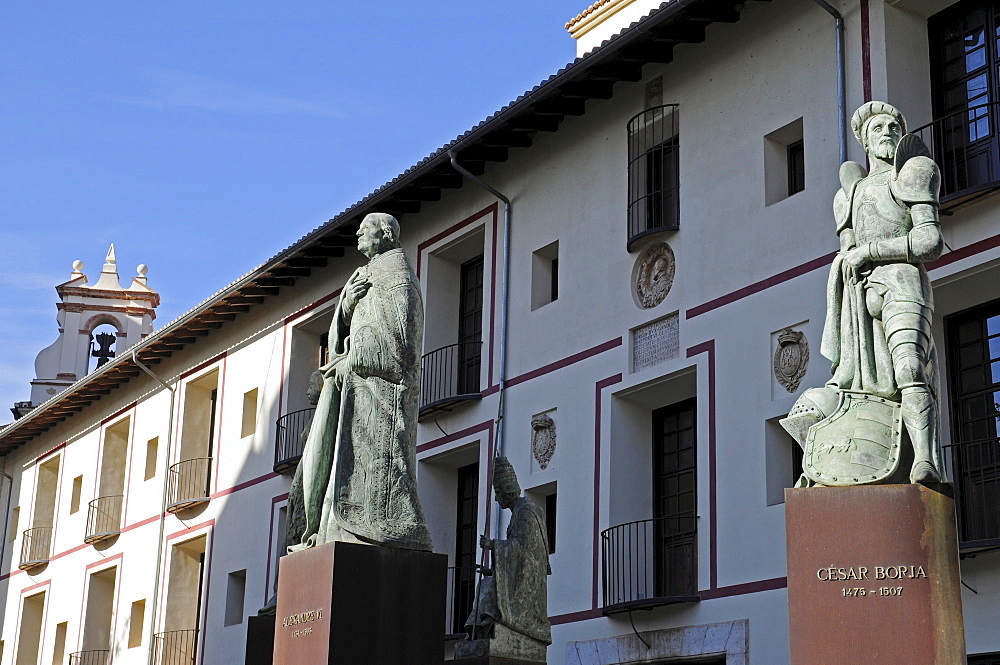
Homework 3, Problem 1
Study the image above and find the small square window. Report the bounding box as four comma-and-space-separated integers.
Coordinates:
531, 241, 559, 310
764, 118, 805, 206
242, 388, 258, 438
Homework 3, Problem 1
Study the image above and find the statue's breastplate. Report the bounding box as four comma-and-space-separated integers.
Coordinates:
853, 172, 910, 243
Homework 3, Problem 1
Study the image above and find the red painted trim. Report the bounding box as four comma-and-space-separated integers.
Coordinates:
416, 202, 499, 279
861, 0, 872, 102
263, 493, 290, 604
49, 541, 90, 562
198, 526, 216, 664
929, 231, 1000, 270
120, 513, 163, 534
32, 441, 67, 465
699, 576, 787, 600
686, 340, 717, 591
686, 252, 837, 319
209, 471, 279, 499
179, 351, 227, 381
85, 551, 123, 571
593, 374, 623, 611
100, 401, 137, 426
506, 338, 623, 389
20, 579, 51, 595
283, 288, 342, 325
166, 518, 215, 543
549, 608, 603, 625
417, 420, 493, 454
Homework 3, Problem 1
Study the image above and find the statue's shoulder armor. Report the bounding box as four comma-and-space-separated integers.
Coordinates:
891, 154, 941, 206
834, 161, 867, 232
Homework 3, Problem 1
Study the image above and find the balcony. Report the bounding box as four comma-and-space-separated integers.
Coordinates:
84, 495, 123, 544
166, 458, 212, 513
912, 103, 1000, 211
601, 516, 699, 614
69, 651, 109, 665
273, 408, 315, 474
445, 564, 478, 640
419, 342, 483, 420
627, 104, 679, 251
945, 438, 1000, 554
153, 629, 199, 665
18, 526, 52, 570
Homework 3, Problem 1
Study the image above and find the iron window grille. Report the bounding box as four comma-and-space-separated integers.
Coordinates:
627, 104, 680, 251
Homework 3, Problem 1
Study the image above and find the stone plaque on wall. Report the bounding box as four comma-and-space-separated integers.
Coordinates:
632, 313, 679, 372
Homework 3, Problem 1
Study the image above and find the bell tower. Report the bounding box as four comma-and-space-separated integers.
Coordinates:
19, 245, 159, 413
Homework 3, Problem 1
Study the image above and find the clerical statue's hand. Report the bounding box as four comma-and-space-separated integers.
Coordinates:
480, 534, 493, 550
341, 270, 371, 318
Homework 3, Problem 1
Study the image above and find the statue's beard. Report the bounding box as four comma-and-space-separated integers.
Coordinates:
870, 139, 896, 161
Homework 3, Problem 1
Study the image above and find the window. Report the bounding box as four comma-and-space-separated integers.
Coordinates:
652, 398, 697, 597
969, 653, 1000, 665
458, 255, 484, 396
145, 437, 159, 481
928, 0, 1000, 200
764, 118, 805, 205
242, 388, 258, 438
89, 416, 129, 541
70, 476, 83, 514
531, 241, 559, 310
15, 591, 45, 665
51, 622, 66, 665
9, 506, 17, 543
225, 569, 247, 626
945, 299, 1000, 549
170, 371, 218, 512
545, 492, 557, 554
82, 567, 117, 653
452, 463, 478, 636
129, 599, 146, 648
627, 104, 680, 249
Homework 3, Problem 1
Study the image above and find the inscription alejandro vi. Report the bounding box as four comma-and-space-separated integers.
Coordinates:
815, 565, 927, 581
282, 608, 324, 628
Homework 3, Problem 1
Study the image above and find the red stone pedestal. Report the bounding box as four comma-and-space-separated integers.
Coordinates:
273, 541, 446, 665
785, 484, 966, 665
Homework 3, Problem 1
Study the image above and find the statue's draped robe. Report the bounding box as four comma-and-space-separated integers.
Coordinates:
467, 497, 551, 644
821, 167, 938, 401
294, 248, 431, 551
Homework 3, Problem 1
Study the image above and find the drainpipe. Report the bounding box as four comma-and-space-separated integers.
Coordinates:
447, 149, 512, 640
133, 350, 176, 665
811, 0, 848, 163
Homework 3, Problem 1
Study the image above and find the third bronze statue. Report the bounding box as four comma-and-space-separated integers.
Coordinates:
782, 101, 945, 487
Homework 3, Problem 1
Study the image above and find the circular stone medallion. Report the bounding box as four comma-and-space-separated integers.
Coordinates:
634, 242, 676, 309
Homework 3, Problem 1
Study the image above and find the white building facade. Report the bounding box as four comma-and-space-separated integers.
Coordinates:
1, 0, 999, 663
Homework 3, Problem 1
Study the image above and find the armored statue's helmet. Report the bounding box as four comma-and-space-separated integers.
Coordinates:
851, 101, 907, 149
493, 456, 521, 496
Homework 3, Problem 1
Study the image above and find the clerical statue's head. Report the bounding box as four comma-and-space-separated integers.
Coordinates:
851, 101, 906, 162
356, 212, 401, 259
492, 456, 521, 508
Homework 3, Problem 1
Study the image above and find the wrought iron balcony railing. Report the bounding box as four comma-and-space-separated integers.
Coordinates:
153, 629, 199, 665
944, 437, 1000, 553
19, 526, 52, 570
69, 650, 110, 665
166, 458, 212, 513
273, 407, 315, 474
601, 515, 699, 614
85, 494, 123, 544
911, 103, 1000, 210
627, 104, 680, 251
445, 564, 478, 639
419, 342, 483, 420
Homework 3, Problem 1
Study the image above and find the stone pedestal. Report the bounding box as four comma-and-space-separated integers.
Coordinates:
245, 614, 275, 665
273, 541, 446, 665
785, 484, 966, 665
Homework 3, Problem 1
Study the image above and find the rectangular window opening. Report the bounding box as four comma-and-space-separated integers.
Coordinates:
225, 569, 247, 626
128, 599, 146, 648
242, 388, 259, 438
764, 118, 805, 206
70, 475, 83, 515
9, 506, 19, 543
51, 622, 67, 665
531, 241, 560, 310
145, 437, 159, 481
545, 492, 557, 554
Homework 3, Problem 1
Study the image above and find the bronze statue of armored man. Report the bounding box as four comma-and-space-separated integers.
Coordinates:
782, 101, 945, 487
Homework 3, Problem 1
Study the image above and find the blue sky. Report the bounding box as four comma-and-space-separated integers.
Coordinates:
0, 2, 589, 421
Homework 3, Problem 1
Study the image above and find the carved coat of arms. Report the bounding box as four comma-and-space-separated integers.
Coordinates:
531, 414, 556, 470
773, 328, 809, 393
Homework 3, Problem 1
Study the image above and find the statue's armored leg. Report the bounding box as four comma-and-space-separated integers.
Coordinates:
901, 385, 941, 483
